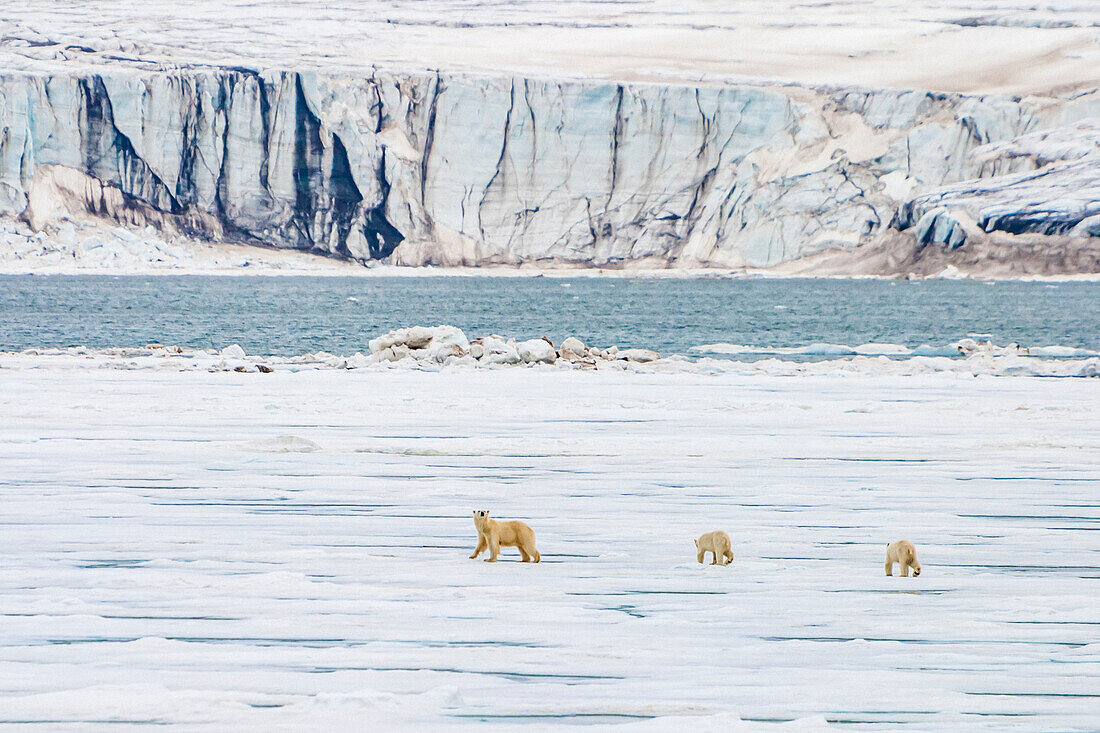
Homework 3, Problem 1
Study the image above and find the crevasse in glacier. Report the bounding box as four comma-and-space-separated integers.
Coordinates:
0, 67, 1097, 267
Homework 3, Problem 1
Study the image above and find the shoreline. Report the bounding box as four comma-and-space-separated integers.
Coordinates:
3, 223, 1096, 282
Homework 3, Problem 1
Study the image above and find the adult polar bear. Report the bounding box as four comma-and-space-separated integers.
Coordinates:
885, 540, 922, 576
470, 510, 541, 562
695, 530, 734, 566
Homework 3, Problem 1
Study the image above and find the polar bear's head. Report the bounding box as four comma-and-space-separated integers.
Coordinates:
474, 510, 489, 518
911, 562, 921, 576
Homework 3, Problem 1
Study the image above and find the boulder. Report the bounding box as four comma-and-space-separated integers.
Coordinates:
403, 325, 436, 349
480, 336, 522, 365
424, 326, 470, 360
426, 341, 467, 362
518, 338, 558, 364
368, 325, 469, 358
345, 353, 372, 369
559, 336, 588, 360
617, 348, 661, 363
376, 344, 413, 362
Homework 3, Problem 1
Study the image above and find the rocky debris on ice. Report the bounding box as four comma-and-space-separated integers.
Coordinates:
143, 342, 183, 354
365, 327, 658, 367
471, 336, 521, 365
3, 330, 1099, 379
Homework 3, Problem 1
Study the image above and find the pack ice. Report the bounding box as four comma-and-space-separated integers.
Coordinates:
0, 361, 1097, 730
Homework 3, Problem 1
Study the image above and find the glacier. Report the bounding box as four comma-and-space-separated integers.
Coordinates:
0, 2, 1098, 273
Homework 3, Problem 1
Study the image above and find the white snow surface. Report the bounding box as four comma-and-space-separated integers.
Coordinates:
1, 364, 1099, 730
1, 1, 1098, 95
0, 218, 372, 276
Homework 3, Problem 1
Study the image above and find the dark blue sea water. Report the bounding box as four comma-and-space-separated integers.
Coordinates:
1, 275, 1098, 358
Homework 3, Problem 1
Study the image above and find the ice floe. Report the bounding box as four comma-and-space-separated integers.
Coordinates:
1, 362, 1097, 729
3, 327, 1099, 379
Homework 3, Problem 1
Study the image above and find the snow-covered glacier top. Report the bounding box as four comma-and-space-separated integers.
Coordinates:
0, 0, 1098, 94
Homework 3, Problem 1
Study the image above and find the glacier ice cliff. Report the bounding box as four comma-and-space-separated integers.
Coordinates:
0, 67, 1098, 272
894, 121, 1100, 248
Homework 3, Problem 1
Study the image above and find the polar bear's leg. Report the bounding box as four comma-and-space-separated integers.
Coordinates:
486, 535, 500, 562
697, 548, 706, 564
518, 546, 531, 562
710, 550, 719, 565
899, 562, 909, 577
885, 560, 893, 576
470, 535, 487, 559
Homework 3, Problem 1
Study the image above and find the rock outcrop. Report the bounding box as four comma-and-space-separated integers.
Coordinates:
0, 66, 1097, 271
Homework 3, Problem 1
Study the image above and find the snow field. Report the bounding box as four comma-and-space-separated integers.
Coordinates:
0, 218, 370, 276
1, 367, 1098, 730
3, 1, 1098, 94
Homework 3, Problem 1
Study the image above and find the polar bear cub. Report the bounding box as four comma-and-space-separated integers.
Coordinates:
695, 530, 734, 566
470, 510, 541, 563
885, 540, 921, 577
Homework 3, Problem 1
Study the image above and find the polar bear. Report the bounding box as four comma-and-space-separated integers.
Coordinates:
470, 510, 541, 563
695, 530, 734, 566
885, 540, 921, 577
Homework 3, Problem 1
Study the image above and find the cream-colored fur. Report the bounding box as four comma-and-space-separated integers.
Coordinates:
885, 540, 921, 577
470, 510, 540, 563
695, 530, 734, 566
